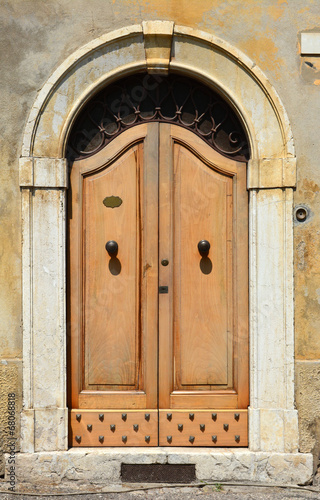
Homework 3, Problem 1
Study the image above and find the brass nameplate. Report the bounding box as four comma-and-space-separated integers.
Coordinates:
103, 195, 122, 208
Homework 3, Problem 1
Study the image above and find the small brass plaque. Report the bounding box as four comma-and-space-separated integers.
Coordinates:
103, 195, 122, 209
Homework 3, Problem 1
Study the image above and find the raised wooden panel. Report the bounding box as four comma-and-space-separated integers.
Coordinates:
170, 392, 238, 409
173, 143, 233, 389
83, 147, 140, 389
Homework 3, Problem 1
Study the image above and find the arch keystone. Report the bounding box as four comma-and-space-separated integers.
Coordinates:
142, 20, 174, 74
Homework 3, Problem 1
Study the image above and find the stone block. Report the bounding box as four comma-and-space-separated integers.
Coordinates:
20, 410, 35, 453
0, 360, 22, 452
249, 408, 298, 453
295, 361, 320, 463
142, 21, 174, 74
33, 158, 68, 188
33, 408, 68, 452
247, 158, 296, 189
10, 449, 313, 490
301, 33, 320, 55
0, 360, 22, 476
19, 157, 33, 186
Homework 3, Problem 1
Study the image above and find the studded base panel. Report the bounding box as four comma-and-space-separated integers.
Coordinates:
159, 410, 248, 446
70, 409, 247, 447
69, 410, 158, 446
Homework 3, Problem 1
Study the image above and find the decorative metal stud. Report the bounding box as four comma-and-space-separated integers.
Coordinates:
235, 435, 240, 443
167, 413, 172, 421
99, 435, 104, 443
133, 424, 139, 432
110, 424, 116, 432
223, 424, 229, 431
145, 435, 150, 443
87, 424, 92, 432
234, 413, 240, 421
75, 435, 81, 443
200, 424, 205, 432
178, 424, 183, 432
122, 413, 127, 421
189, 436, 195, 444
76, 414, 81, 422
212, 435, 217, 443
145, 413, 150, 421
167, 436, 172, 443
212, 413, 217, 421
122, 435, 127, 443
99, 414, 104, 422
189, 413, 194, 421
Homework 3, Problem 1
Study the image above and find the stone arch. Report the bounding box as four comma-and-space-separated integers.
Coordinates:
21, 22, 296, 189
20, 22, 302, 468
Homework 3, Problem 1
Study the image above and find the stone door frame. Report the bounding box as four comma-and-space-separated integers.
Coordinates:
20, 22, 298, 455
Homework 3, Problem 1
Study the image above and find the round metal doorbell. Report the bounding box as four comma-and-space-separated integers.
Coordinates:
294, 206, 309, 223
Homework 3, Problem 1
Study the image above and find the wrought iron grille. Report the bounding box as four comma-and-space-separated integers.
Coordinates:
67, 73, 249, 161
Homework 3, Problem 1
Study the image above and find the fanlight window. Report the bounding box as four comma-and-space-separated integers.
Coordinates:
67, 73, 249, 161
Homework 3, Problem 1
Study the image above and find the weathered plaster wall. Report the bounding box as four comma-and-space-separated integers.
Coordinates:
0, 362, 22, 464
0, 0, 320, 475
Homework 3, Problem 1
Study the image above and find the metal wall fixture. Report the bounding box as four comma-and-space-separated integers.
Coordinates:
121, 464, 196, 484
294, 205, 309, 223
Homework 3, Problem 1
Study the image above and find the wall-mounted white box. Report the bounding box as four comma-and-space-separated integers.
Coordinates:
301, 33, 320, 55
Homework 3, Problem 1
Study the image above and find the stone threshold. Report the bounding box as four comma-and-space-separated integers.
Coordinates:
7, 448, 313, 488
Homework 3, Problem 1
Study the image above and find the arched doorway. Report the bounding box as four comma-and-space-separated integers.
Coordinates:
67, 74, 249, 447
19, 24, 309, 485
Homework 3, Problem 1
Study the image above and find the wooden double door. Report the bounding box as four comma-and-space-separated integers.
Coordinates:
68, 123, 248, 447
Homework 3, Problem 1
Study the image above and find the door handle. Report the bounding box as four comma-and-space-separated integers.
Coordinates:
198, 240, 210, 255
105, 240, 118, 256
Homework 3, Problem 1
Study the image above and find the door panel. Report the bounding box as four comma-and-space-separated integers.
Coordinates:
69, 122, 248, 447
83, 147, 140, 389
69, 124, 158, 413
174, 144, 232, 388
158, 125, 248, 415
